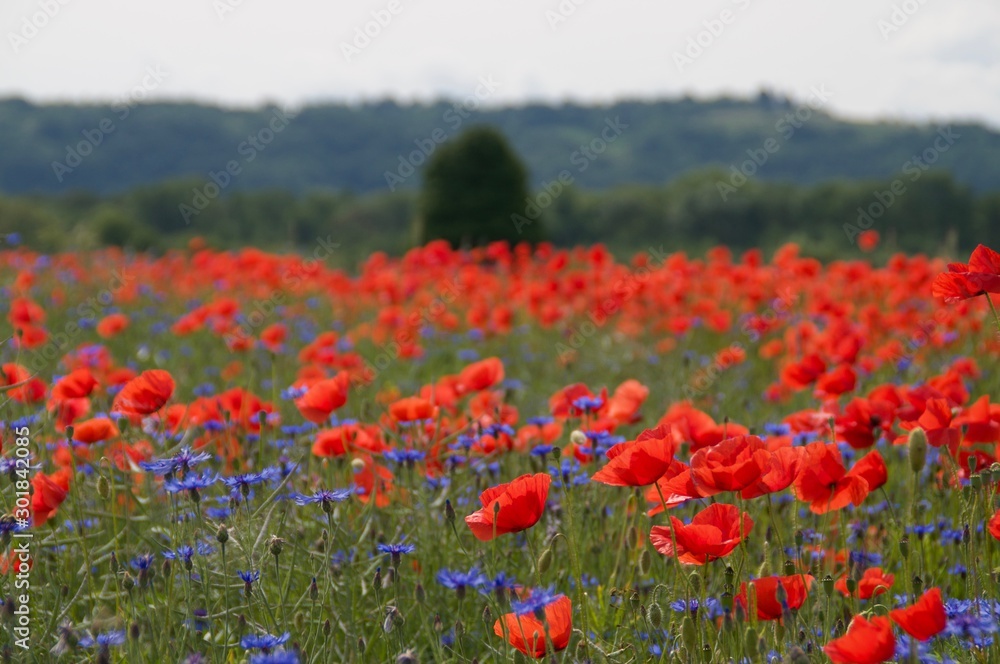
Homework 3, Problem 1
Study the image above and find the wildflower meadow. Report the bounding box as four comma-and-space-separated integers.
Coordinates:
3, 238, 1000, 664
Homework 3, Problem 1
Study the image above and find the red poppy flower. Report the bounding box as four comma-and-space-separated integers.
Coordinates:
858, 230, 880, 252
848, 451, 887, 492
988, 508, 1000, 541
649, 503, 753, 565
295, 373, 350, 423
96, 312, 130, 338
603, 379, 649, 424
51, 369, 98, 402
644, 461, 702, 516
740, 446, 804, 500
889, 587, 946, 641
735, 574, 814, 621
931, 244, 1000, 303
71, 418, 120, 444
780, 354, 826, 390
32, 469, 71, 527
111, 369, 175, 416
591, 424, 676, 487
835, 567, 894, 599
793, 442, 870, 514
388, 396, 436, 422
456, 357, 504, 394
689, 435, 771, 496
465, 473, 551, 541
814, 364, 857, 398
823, 615, 895, 664
494, 594, 571, 658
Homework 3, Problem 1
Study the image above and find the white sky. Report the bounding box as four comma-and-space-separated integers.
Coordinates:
2, 0, 999, 127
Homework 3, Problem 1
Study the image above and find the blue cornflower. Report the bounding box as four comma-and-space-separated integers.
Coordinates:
383, 448, 426, 465
424, 475, 450, 490
140, 446, 212, 476
481, 572, 517, 599
238, 569, 260, 595
436, 566, 488, 598
241, 632, 290, 651
908, 524, 936, 539
130, 554, 155, 571
531, 444, 554, 457
163, 545, 196, 567
512, 586, 564, 616
377, 540, 416, 567
572, 396, 604, 413
79, 630, 126, 648
292, 488, 354, 510
763, 423, 791, 436
280, 385, 309, 400
164, 471, 219, 497
669, 597, 722, 620
222, 470, 277, 497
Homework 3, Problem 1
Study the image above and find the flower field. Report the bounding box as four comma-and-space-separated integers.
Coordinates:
3, 239, 1000, 663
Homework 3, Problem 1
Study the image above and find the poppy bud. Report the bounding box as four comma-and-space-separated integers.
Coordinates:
649, 601, 663, 628
445, 500, 456, 527
538, 548, 553, 575
98, 475, 111, 500
783, 559, 796, 576
65, 426, 74, 442
744, 626, 758, 659
786, 646, 809, 664
638, 549, 652, 576
908, 428, 928, 473
845, 578, 857, 595
628, 526, 640, 549
681, 617, 697, 650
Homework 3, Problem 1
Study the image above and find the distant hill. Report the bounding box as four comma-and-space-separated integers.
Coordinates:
2, 94, 999, 196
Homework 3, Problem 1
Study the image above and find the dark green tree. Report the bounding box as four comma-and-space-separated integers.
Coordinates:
417, 125, 543, 246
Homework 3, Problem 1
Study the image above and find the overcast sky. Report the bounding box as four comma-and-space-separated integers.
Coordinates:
2, 0, 999, 127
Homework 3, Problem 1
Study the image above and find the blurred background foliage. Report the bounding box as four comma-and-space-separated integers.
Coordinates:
1, 94, 998, 261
